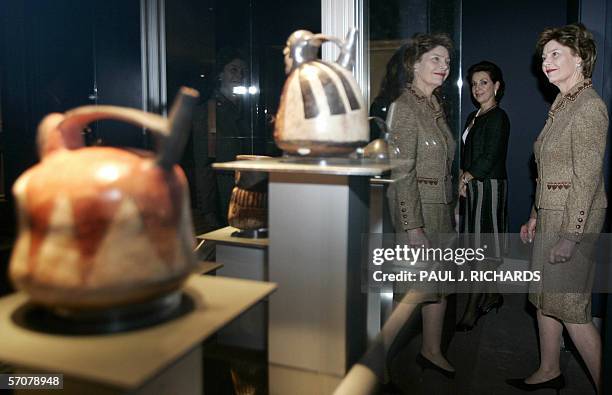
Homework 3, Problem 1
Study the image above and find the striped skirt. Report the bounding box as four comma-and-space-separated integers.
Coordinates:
461, 178, 508, 259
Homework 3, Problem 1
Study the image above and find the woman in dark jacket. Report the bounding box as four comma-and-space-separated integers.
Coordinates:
456, 61, 510, 331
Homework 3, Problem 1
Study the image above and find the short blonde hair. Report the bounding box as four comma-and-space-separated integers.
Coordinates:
536, 23, 596, 78
404, 33, 454, 83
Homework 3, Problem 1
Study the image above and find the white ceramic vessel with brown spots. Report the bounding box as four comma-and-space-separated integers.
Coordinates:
9, 88, 199, 310
274, 28, 369, 156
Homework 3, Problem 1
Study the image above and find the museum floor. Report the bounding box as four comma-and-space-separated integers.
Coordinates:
200, 292, 597, 394
381, 293, 596, 394
0, 291, 600, 394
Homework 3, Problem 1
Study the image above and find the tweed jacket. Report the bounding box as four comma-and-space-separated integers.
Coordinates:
461, 107, 510, 180
387, 85, 456, 232
533, 79, 608, 242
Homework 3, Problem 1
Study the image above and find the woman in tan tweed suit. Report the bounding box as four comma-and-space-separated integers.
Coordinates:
386, 33, 456, 377
509, 24, 608, 394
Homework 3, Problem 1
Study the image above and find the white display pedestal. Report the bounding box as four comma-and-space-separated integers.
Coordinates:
214, 158, 391, 392
0, 275, 276, 394
198, 226, 268, 350
366, 178, 395, 343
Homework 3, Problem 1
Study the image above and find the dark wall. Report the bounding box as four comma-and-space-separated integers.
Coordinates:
461, 0, 568, 233
581, 0, 612, 208
0, 0, 143, 227
93, 0, 144, 148
0, 1, 94, 204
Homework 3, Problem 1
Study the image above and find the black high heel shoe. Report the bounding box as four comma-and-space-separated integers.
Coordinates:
480, 294, 504, 315
506, 374, 565, 394
456, 295, 504, 332
416, 353, 455, 379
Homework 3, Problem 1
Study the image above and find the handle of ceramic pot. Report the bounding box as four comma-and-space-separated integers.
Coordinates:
311, 27, 356, 70
38, 87, 199, 170
310, 34, 345, 55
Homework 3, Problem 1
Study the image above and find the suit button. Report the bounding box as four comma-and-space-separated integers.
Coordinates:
403, 221, 408, 225
580, 210, 585, 215
400, 202, 405, 206
403, 215, 407, 219
576, 225, 581, 229
578, 218, 583, 222
401, 208, 407, 212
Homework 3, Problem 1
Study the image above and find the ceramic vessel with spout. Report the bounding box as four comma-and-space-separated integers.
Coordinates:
227, 155, 269, 237
9, 88, 199, 310
274, 28, 369, 156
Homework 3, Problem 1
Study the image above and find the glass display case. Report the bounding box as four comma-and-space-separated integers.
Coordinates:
164, 0, 320, 234
368, 0, 461, 165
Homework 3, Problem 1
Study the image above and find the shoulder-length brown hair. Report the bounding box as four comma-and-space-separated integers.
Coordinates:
536, 23, 596, 78
404, 33, 454, 83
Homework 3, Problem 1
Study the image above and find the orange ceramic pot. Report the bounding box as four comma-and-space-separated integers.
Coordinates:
9, 89, 199, 310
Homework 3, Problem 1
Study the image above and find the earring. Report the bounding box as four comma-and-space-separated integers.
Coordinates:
494, 89, 498, 96
576, 63, 582, 69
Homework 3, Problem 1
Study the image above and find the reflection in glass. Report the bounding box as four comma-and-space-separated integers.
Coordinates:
369, 0, 461, 144
165, 0, 320, 234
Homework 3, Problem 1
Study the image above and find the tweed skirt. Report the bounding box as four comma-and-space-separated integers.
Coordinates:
528, 208, 605, 323
393, 202, 454, 304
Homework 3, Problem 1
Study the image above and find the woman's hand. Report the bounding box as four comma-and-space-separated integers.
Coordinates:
408, 227, 430, 248
454, 201, 461, 232
458, 171, 473, 198
520, 218, 537, 243
459, 183, 467, 198
549, 238, 576, 264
